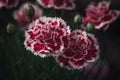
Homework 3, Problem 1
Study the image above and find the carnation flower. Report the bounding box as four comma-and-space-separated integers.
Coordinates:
37, 0, 53, 8
0, 0, 18, 8
56, 30, 99, 69
64, 0, 75, 10
52, 0, 75, 9
37, 0, 75, 10
24, 17, 71, 57
0, 0, 7, 8
82, 1, 120, 30
13, 3, 43, 28
52, 0, 65, 9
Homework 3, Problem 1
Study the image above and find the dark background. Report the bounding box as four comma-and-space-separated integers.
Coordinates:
0, 0, 120, 80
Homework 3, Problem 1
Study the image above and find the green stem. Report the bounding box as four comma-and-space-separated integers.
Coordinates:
61, 10, 64, 18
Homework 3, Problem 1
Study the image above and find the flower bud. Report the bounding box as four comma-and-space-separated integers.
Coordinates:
86, 22, 94, 32
74, 14, 82, 23
26, 4, 35, 20
7, 23, 16, 34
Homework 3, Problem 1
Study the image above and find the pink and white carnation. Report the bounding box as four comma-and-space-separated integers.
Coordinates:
53, 0, 75, 10
37, 0, 75, 10
0, 0, 18, 8
82, 1, 120, 30
56, 30, 99, 69
24, 17, 71, 57
37, 0, 53, 8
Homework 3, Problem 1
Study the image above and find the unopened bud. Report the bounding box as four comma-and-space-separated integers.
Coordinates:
74, 14, 82, 23
86, 22, 94, 32
26, 4, 35, 20
7, 23, 16, 34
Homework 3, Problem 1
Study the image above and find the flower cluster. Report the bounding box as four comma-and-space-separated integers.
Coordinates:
13, 3, 43, 28
82, 1, 120, 30
0, 0, 18, 8
23, 1, 120, 70
37, 0, 75, 10
24, 16, 99, 69
1, 0, 120, 75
